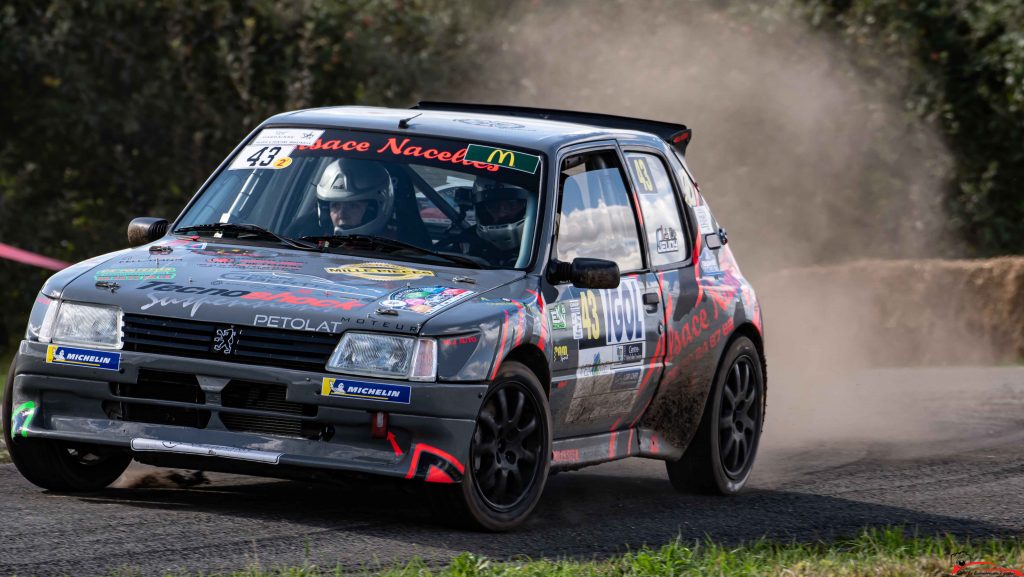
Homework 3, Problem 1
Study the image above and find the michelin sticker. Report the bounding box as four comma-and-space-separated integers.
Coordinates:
321, 377, 411, 404
694, 205, 715, 235
700, 249, 723, 276
46, 345, 121, 371
569, 300, 584, 340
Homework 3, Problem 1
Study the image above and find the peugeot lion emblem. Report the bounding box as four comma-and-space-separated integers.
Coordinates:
212, 326, 237, 355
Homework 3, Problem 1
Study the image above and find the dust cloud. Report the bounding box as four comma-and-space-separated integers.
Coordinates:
113, 467, 209, 489
452, 2, 1014, 451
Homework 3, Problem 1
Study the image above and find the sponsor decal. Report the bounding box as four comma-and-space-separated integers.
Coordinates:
579, 278, 645, 351
252, 128, 324, 147
12, 401, 37, 438
553, 344, 570, 363
616, 343, 643, 363
228, 145, 296, 170
204, 257, 302, 270
297, 137, 500, 173
700, 249, 722, 277
321, 377, 411, 404
464, 144, 541, 174
550, 303, 568, 330
212, 326, 237, 355
326, 262, 434, 281
455, 118, 526, 129
440, 335, 478, 346
383, 286, 474, 315
611, 368, 643, 391
94, 267, 176, 281
569, 300, 584, 340
631, 156, 656, 193
694, 205, 715, 235
135, 281, 362, 311
552, 448, 580, 464
655, 225, 679, 254
130, 438, 282, 464
46, 345, 121, 371
183, 243, 277, 258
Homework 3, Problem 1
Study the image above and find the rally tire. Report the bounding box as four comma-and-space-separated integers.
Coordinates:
442, 361, 552, 531
3, 362, 131, 492
666, 336, 764, 495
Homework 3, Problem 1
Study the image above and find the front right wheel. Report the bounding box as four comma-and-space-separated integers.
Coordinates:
445, 360, 552, 531
667, 335, 765, 495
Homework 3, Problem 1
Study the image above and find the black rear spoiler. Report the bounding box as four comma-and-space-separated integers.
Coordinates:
414, 101, 692, 155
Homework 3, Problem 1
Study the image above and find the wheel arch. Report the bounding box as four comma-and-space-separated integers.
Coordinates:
501, 345, 551, 397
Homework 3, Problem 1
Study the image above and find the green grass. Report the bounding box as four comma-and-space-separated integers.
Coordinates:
104, 527, 1023, 577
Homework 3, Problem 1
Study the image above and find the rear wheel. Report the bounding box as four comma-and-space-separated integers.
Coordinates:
666, 336, 764, 494
446, 361, 551, 531
3, 361, 131, 492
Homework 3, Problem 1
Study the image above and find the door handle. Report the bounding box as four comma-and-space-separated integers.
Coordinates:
643, 292, 660, 312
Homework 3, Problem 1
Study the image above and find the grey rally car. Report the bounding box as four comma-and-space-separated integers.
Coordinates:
3, 102, 766, 530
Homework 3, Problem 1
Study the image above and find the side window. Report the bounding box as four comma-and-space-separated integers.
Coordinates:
555, 150, 643, 272
625, 152, 689, 267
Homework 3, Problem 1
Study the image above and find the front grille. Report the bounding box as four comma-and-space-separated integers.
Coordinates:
121, 314, 338, 371
221, 380, 319, 439
105, 369, 211, 428
104, 369, 321, 440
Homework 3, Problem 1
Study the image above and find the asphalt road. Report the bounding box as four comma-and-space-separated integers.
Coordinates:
2, 366, 1023, 576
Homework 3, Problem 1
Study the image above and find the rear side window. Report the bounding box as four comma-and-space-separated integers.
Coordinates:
625, 152, 689, 267
555, 150, 643, 272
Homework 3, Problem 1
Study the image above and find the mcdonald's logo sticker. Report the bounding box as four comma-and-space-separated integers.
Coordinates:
464, 144, 540, 174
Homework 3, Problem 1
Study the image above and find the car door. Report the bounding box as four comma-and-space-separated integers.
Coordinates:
544, 145, 665, 438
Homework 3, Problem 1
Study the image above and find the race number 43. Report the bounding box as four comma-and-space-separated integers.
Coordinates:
229, 145, 296, 170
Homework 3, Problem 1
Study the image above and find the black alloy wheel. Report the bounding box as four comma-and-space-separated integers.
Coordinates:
667, 335, 765, 495
444, 361, 551, 531
472, 381, 544, 510
719, 356, 760, 478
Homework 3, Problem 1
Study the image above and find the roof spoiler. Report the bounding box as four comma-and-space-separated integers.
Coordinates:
414, 101, 693, 155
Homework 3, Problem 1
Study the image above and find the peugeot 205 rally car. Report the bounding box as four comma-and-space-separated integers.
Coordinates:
3, 102, 766, 530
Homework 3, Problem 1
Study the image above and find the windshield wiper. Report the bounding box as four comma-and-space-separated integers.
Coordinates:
300, 234, 482, 269
175, 223, 318, 251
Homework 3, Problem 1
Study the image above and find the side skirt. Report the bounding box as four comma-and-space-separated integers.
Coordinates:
550, 427, 685, 471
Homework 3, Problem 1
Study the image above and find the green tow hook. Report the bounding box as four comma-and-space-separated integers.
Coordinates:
12, 401, 36, 438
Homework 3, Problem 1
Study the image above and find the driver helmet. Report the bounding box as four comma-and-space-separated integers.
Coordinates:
316, 158, 394, 235
473, 178, 530, 252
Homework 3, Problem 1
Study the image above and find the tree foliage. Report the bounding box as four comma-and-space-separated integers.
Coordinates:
0, 0, 472, 350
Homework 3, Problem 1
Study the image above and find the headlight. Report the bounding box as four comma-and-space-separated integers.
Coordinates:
50, 302, 124, 350
326, 332, 436, 381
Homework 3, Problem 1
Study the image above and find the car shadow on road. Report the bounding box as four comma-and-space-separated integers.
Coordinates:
68, 459, 1020, 566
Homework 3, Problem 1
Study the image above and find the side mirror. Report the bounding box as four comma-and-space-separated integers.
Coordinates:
704, 227, 728, 250
127, 217, 169, 247
548, 258, 620, 289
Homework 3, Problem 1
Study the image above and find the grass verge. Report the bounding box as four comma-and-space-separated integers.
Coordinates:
106, 527, 1023, 577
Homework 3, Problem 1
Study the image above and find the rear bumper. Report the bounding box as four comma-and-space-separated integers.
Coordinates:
9, 340, 485, 483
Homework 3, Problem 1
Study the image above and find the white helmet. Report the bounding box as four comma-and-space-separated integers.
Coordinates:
316, 158, 394, 235
473, 179, 529, 252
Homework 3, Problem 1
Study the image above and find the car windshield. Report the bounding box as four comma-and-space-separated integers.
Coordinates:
176, 127, 544, 269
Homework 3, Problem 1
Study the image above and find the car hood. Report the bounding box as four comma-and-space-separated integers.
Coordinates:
58, 239, 523, 335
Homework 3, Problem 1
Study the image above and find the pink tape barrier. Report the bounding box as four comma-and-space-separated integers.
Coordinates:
0, 242, 68, 271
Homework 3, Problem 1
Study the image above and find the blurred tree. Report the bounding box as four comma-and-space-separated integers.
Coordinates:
789, 0, 1024, 254
0, 0, 473, 353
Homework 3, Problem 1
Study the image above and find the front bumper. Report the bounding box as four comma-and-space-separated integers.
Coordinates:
9, 340, 485, 483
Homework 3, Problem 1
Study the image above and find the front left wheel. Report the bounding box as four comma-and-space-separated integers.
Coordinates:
444, 361, 552, 531
3, 361, 131, 492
